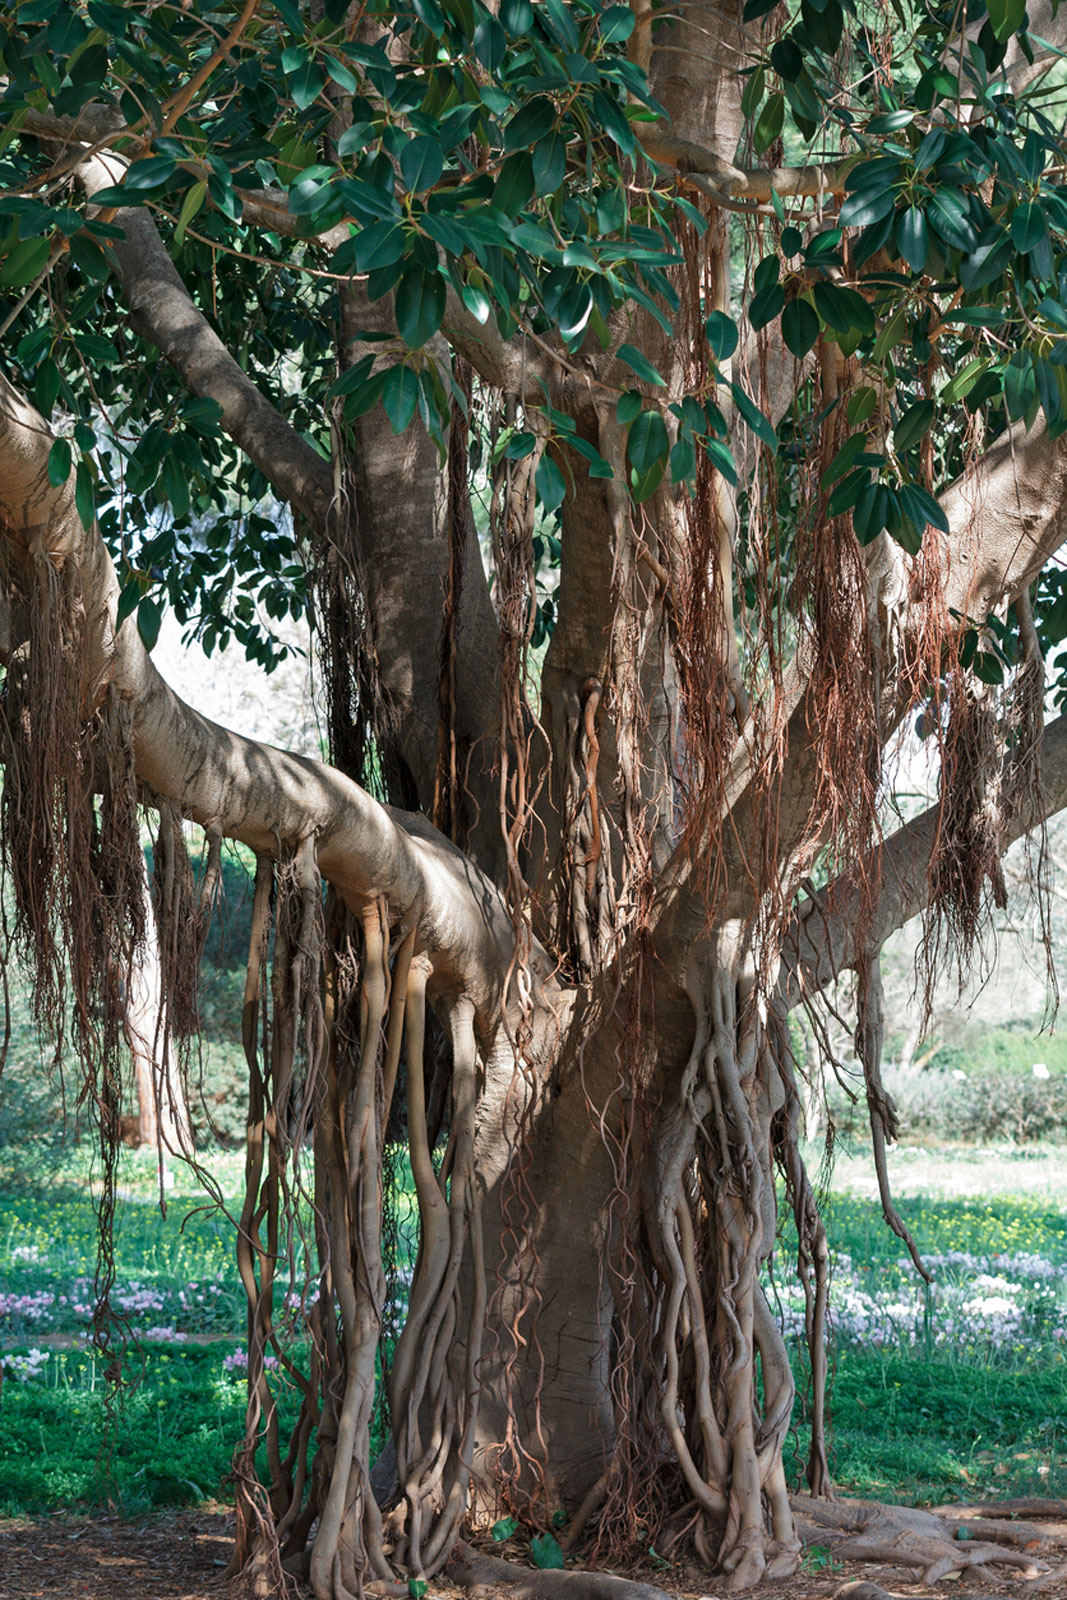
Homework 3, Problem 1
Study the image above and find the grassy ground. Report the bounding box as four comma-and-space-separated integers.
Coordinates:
0, 1142, 1064, 1514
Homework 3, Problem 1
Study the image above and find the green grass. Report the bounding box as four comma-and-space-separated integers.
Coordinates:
0, 1344, 249, 1514
1, 1149, 1066, 1516
790, 1354, 1067, 1503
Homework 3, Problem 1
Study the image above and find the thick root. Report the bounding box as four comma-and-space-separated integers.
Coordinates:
448, 1542, 674, 1600
792, 1495, 1048, 1586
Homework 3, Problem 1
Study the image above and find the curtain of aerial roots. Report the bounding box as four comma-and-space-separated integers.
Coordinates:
646, 930, 803, 1591
227, 850, 484, 1600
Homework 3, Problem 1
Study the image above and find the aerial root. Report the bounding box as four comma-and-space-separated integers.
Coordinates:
447, 1542, 674, 1600
791, 1495, 1049, 1586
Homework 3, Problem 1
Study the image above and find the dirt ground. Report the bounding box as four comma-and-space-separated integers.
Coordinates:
0, 1507, 1064, 1600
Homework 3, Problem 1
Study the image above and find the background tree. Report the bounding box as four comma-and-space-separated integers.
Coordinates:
2, 0, 1067, 1594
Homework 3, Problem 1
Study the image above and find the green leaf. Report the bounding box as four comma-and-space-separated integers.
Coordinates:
927, 187, 979, 253
987, 0, 1026, 41
408, 1580, 428, 1600
616, 391, 642, 425
704, 310, 739, 362
494, 152, 535, 217
838, 188, 896, 230
627, 410, 669, 477
290, 59, 325, 110
615, 343, 665, 387
1003, 350, 1036, 421
894, 397, 935, 453
536, 453, 566, 512
116, 580, 141, 630
852, 481, 888, 544
505, 97, 556, 151
846, 386, 878, 427
491, 1517, 519, 1542
729, 383, 777, 450
532, 133, 567, 198
1010, 200, 1046, 254
395, 264, 446, 348
47, 437, 72, 487
0, 236, 49, 289
74, 461, 95, 529
896, 206, 929, 274
973, 651, 1004, 684
752, 93, 784, 156
702, 435, 737, 484
741, 67, 765, 120
174, 180, 207, 248
748, 282, 784, 332
400, 136, 443, 194
868, 109, 914, 132
354, 220, 407, 273
821, 433, 872, 491
782, 297, 819, 359
383, 365, 420, 434
599, 4, 634, 38
124, 155, 176, 191
530, 1534, 566, 1571
137, 596, 162, 653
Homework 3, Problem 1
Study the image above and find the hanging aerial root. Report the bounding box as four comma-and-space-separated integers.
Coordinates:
391, 980, 485, 1577
855, 955, 929, 1281
768, 1005, 833, 1497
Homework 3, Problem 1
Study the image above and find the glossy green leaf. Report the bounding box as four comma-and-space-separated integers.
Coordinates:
893, 397, 935, 453
531, 1534, 566, 1571
1010, 200, 1046, 254
383, 365, 420, 434
532, 133, 567, 198
616, 343, 665, 387
1003, 350, 1036, 420
749, 283, 785, 331
753, 93, 784, 155
896, 206, 929, 273
729, 383, 777, 450
137, 596, 162, 653
536, 453, 566, 512
704, 310, 739, 361
852, 481, 888, 545
394, 264, 446, 347
74, 461, 95, 530
47, 437, 71, 487
0, 236, 49, 289
400, 137, 443, 194
627, 410, 669, 477
124, 155, 176, 191
782, 297, 819, 358
838, 187, 896, 230
927, 187, 979, 253
987, 0, 1026, 41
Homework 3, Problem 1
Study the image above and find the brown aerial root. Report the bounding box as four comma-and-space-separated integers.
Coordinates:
791, 1494, 1051, 1587
447, 1541, 674, 1600
638, 927, 801, 1592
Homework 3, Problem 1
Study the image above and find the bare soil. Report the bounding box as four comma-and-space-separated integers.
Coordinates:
0, 1508, 1064, 1600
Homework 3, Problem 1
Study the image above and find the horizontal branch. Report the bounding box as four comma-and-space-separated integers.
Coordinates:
0, 369, 525, 1014
782, 708, 1067, 1006
657, 416, 1067, 947
20, 107, 334, 528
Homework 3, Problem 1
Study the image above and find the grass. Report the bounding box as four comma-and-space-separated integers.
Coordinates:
0, 1145, 1065, 1516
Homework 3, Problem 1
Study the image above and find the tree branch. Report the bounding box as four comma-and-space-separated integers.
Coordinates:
657, 417, 1067, 948
0, 369, 524, 1012
781, 708, 1067, 1007
19, 108, 334, 528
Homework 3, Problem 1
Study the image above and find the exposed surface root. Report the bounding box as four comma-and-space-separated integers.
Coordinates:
792, 1494, 1048, 1586
448, 1542, 674, 1600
